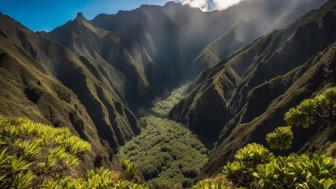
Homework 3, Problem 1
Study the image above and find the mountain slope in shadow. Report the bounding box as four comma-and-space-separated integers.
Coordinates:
170, 0, 336, 176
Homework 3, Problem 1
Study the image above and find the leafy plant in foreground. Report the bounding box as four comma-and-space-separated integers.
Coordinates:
223, 87, 336, 188
0, 116, 91, 188
285, 87, 336, 129
0, 116, 150, 188
42, 167, 126, 189
254, 154, 336, 189
223, 143, 274, 186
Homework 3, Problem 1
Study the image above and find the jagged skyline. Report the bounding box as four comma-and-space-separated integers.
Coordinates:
0, 0, 242, 31
0, 0, 166, 31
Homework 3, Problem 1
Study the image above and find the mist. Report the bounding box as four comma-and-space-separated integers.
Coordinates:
174, 0, 242, 11
89, 0, 326, 91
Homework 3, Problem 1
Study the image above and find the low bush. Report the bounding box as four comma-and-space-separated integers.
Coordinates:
223, 143, 274, 186
254, 154, 336, 189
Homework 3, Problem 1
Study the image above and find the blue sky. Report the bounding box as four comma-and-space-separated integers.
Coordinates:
0, 0, 167, 31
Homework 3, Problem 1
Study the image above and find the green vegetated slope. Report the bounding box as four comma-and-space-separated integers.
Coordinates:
0, 13, 140, 168
118, 87, 209, 187
170, 0, 336, 176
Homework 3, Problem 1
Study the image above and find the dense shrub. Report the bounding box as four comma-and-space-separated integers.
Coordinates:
223, 145, 336, 188
254, 154, 336, 189
222, 87, 336, 188
0, 116, 90, 188
0, 116, 148, 189
266, 126, 293, 150
223, 143, 274, 186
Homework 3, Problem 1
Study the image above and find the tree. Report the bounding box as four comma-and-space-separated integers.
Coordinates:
285, 87, 336, 128
267, 87, 336, 150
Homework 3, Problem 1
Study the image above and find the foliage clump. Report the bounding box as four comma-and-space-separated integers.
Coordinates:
0, 116, 91, 188
0, 116, 148, 189
221, 87, 336, 188
192, 176, 235, 189
223, 145, 336, 188
223, 143, 274, 186
266, 126, 293, 150
285, 87, 336, 128
254, 154, 336, 189
43, 167, 149, 189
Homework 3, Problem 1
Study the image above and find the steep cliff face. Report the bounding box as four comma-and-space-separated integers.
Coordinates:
189, 0, 326, 78
46, 14, 155, 109
90, 0, 316, 87
91, 5, 187, 93
170, 0, 336, 175
0, 14, 141, 167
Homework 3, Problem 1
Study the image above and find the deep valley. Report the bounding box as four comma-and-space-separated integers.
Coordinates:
0, 0, 335, 188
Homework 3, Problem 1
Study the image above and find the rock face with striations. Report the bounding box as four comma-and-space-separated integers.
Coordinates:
170, 0, 336, 176
46, 13, 155, 109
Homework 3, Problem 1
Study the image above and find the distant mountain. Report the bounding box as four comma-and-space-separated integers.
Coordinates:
189, 0, 326, 78
190, 21, 260, 77
170, 0, 336, 176
90, 0, 316, 85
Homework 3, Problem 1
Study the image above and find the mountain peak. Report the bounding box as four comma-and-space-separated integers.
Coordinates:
164, 1, 182, 7
76, 12, 86, 21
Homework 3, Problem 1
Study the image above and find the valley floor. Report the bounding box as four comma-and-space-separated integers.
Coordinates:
117, 86, 209, 187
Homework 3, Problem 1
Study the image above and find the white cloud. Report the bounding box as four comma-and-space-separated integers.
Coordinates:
174, 0, 242, 11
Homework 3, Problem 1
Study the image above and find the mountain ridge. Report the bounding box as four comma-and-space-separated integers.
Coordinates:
170, 0, 336, 176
